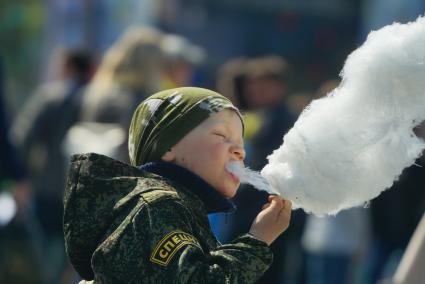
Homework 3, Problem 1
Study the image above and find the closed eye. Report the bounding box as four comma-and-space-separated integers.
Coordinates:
213, 132, 226, 138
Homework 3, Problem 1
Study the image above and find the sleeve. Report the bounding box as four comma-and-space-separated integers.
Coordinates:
133, 197, 273, 284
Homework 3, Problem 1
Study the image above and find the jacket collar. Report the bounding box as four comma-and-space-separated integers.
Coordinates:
139, 161, 236, 214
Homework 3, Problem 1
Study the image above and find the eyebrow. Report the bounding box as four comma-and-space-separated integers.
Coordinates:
209, 121, 244, 144
210, 119, 228, 125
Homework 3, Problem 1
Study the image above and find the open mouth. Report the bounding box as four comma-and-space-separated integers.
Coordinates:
225, 161, 243, 184
227, 171, 240, 184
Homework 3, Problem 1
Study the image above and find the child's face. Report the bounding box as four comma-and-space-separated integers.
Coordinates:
163, 109, 245, 198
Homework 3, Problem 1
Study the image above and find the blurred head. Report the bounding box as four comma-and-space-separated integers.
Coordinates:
160, 34, 205, 87
244, 55, 290, 109
47, 47, 93, 82
62, 49, 94, 83
216, 57, 249, 109
129, 87, 245, 197
91, 26, 164, 93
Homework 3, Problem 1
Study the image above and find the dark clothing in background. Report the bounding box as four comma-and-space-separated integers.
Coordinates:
0, 58, 25, 182
372, 159, 425, 247
11, 79, 86, 235
249, 103, 297, 170
368, 157, 425, 282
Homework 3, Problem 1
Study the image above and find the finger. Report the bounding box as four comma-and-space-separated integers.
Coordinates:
285, 200, 292, 210
268, 195, 282, 205
268, 194, 279, 201
279, 203, 292, 220
280, 199, 292, 211
278, 205, 292, 225
264, 197, 283, 213
262, 203, 271, 210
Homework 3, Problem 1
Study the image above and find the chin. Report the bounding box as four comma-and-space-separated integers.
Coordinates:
227, 192, 237, 198
222, 186, 238, 198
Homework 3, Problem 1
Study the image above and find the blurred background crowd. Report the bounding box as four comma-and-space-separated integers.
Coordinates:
1, 0, 425, 283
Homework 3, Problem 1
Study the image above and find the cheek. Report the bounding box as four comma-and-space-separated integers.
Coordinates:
206, 143, 229, 163
193, 143, 229, 177
179, 141, 223, 167
176, 138, 230, 183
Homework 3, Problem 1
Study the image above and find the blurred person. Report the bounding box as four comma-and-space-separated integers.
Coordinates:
64, 87, 292, 283
0, 55, 44, 283
10, 47, 93, 284
365, 122, 425, 283
214, 55, 304, 284
378, 122, 425, 284
215, 57, 262, 164
160, 33, 205, 88
302, 208, 370, 284
216, 57, 247, 106
284, 79, 339, 115
79, 26, 164, 162
0, 59, 26, 188
243, 55, 297, 170
301, 79, 371, 284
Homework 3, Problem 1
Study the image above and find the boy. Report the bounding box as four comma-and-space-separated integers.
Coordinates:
64, 87, 291, 283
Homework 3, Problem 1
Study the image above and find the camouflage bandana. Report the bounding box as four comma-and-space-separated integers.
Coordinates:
128, 87, 243, 166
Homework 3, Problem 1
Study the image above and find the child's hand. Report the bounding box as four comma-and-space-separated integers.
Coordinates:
248, 195, 292, 246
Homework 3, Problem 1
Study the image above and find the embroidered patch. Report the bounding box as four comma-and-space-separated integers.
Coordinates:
150, 230, 201, 266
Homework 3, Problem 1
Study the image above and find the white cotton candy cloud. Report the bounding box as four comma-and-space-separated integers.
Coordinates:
226, 161, 275, 193
261, 16, 425, 215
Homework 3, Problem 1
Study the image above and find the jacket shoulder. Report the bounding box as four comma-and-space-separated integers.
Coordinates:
135, 176, 183, 205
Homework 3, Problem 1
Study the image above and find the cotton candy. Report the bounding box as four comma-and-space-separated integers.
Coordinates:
261, 16, 425, 215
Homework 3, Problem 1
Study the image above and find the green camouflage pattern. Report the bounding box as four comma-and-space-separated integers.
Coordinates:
64, 153, 272, 283
128, 87, 243, 166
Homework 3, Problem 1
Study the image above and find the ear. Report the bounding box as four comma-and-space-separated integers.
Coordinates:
161, 149, 176, 162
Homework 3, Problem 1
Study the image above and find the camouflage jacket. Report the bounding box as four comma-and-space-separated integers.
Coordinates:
64, 153, 272, 283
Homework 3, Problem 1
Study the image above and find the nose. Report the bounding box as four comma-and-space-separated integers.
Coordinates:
231, 144, 246, 161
